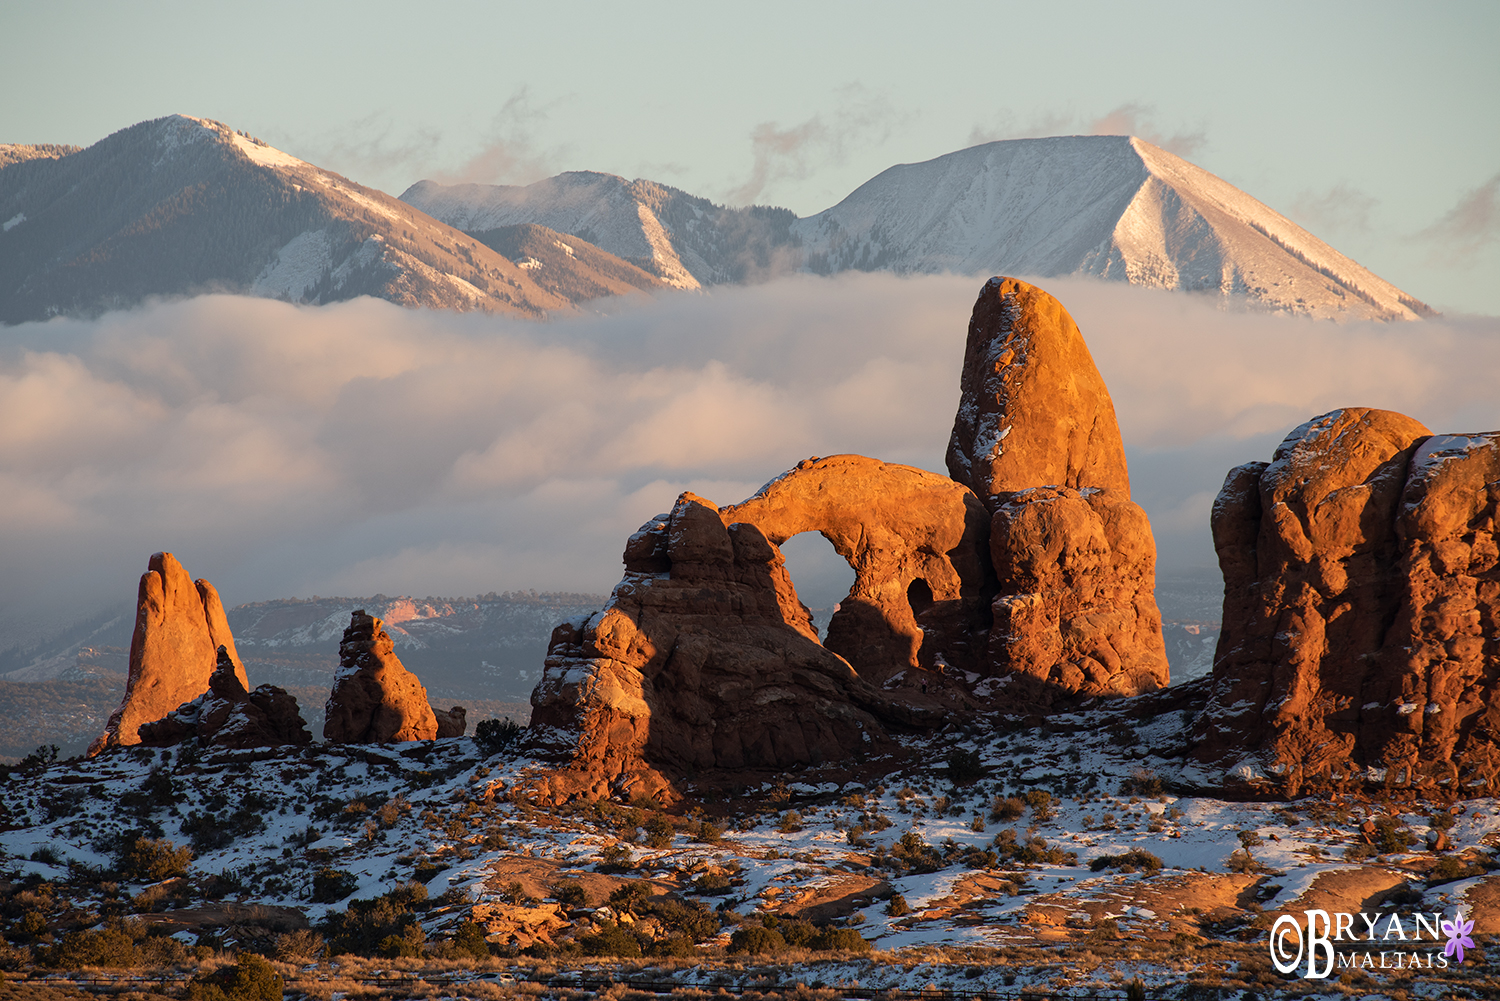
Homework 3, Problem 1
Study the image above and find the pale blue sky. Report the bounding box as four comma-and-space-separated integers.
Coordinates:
3, 0, 1497, 313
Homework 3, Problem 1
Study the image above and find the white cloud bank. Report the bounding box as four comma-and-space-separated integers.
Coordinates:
1, 273, 1496, 643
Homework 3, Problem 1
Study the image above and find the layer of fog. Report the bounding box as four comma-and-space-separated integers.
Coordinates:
2, 273, 1496, 646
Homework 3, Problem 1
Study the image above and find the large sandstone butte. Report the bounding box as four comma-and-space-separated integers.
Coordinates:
1193, 408, 1500, 795
89, 552, 248, 755
138, 645, 312, 749
528, 491, 916, 803
946, 277, 1168, 701
720, 455, 992, 683
324, 611, 439, 743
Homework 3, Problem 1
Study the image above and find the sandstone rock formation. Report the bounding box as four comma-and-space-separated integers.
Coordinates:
1193, 408, 1500, 795
324, 611, 438, 743
719, 455, 991, 683
89, 552, 248, 755
946, 277, 1168, 700
138, 645, 311, 749
433, 705, 468, 738
528, 491, 917, 803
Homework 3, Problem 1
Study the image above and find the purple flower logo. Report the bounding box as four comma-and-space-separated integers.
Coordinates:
1442, 911, 1476, 965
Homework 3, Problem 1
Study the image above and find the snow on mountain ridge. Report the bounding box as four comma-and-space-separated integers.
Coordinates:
406, 135, 1429, 321
795, 136, 1428, 321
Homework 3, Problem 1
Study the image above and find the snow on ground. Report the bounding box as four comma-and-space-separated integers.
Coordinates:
4, 710, 1497, 995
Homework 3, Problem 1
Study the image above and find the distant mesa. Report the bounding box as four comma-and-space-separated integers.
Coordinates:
89, 552, 247, 756
324, 610, 440, 743
138, 644, 311, 750
1195, 408, 1500, 795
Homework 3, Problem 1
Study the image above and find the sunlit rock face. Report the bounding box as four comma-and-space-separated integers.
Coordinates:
948, 277, 1169, 702
720, 454, 992, 685
138, 644, 311, 749
527, 491, 919, 803
324, 611, 438, 743
1194, 408, 1500, 795
89, 552, 248, 755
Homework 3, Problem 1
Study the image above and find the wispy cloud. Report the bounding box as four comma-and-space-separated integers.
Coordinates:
1419, 172, 1500, 264
1, 276, 1495, 643
1088, 103, 1206, 158
1290, 182, 1379, 236
429, 89, 569, 187
294, 111, 443, 183
726, 86, 905, 206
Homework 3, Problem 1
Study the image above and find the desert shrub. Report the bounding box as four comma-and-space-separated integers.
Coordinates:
608, 880, 651, 915
273, 929, 326, 961
118, 835, 192, 881
693, 820, 723, 843
1428, 856, 1469, 883
887, 830, 946, 874
446, 920, 490, 959
991, 796, 1025, 822
1023, 789, 1055, 821
44, 924, 140, 968
1430, 811, 1456, 832
323, 882, 428, 956
474, 717, 523, 755
187, 952, 283, 1001
552, 880, 589, 907
597, 843, 634, 873
643, 813, 675, 848
991, 828, 1078, 866
815, 926, 872, 952
1371, 816, 1417, 854
311, 868, 360, 903
777, 810, 804, 834
1120, 768, 1164, 797
377, 924, 425, 958
579, 922, 643, 957
692, 872, 732, 895
647, 898, 719, 941
947, 748, 985, 784
728, 925, 786, 954
653, 933, 697, 957
1090, 849, 1163, 874
885, 893, 911, 917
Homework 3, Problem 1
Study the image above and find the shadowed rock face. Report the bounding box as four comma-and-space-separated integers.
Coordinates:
1194, 408, 1500, 795
89, 552, 249, 755
138, 645, 311, 749
719, 455, 992, 684
947, 277, 1168, 701
433, 705, 468, 738
528, 491, 918, 803
324, 611, 438, 743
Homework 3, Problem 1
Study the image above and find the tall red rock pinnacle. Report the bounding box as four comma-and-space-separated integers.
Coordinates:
947, 278, 1168, 700
89, 552, 249, 755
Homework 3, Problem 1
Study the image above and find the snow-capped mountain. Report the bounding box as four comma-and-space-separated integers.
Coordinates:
401, 172, 801, 290
408, 137, 1431, 321
0, 117, 656, 324
796, 136, 1431, 321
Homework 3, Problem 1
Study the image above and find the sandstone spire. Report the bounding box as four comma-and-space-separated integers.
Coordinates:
89, 552, 248, 755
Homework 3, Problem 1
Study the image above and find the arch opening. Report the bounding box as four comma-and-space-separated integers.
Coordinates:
778, 530, 855, 640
